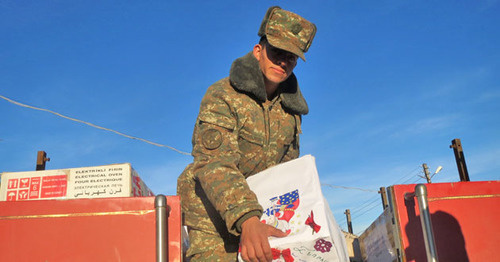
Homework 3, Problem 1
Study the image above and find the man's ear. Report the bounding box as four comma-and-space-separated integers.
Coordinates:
253, 44, 263, 61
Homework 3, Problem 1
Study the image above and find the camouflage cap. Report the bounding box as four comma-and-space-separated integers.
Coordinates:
258, 6, 316, 61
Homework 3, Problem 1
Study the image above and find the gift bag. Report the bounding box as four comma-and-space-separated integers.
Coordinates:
240, 155, 349, 262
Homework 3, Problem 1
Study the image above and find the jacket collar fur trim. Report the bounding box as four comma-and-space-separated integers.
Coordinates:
229, 52, 309, 115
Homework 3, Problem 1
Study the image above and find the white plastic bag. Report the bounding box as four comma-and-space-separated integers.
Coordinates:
240, 155, 349, 262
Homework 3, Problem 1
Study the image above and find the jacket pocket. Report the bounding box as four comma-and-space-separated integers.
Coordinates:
239, 128, 265, 146
237, 128, 265, 177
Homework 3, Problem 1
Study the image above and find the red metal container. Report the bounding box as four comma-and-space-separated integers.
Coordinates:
0, 196, 181, 262
390, 181, 500, 261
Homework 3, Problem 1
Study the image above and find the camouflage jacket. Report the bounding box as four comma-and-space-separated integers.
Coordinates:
177, 52, 308, 239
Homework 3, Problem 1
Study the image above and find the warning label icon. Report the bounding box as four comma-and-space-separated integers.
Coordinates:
7, 191, 17, 201
20, 178, 30, 188
18, 189, 29, 200
30, 177, 41, 199
8, 179, 19, 189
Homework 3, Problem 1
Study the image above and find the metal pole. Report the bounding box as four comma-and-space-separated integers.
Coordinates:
415, 184, 438, 262
379, 187, 388, 209
36, 151, 50, 170
155, 195, 168, 262
450, 138, 470, 182
344, 209, 353, 234
422, 163, 431, 183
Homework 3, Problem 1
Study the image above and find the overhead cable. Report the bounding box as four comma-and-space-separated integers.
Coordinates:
351, 201, 380, 220
400, 171, 424, 185
392, 166, 421, 185
321, 183, 378, 193
350, 197, 380, 214
0, 94, 191, 156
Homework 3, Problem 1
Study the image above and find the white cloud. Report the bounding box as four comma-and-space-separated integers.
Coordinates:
466, 148, 500, 181
394, 115, 458, 137
419, 66, 491, 100
472, 89, 500, 104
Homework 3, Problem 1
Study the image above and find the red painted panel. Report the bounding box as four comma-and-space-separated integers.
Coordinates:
166, 195, 182, 262
392, 181, 500, 261
0, 196, 182, 262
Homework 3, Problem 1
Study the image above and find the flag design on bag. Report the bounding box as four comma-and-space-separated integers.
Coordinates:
263, 189, 300, 234
276, 190, 300, 222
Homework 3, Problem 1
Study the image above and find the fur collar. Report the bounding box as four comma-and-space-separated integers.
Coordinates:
229, 52, 309, 115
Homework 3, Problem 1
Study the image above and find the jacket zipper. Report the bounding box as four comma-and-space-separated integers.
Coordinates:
263, 103, 270, 146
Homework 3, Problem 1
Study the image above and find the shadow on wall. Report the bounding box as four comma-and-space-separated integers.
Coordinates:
404, 207, 469, 262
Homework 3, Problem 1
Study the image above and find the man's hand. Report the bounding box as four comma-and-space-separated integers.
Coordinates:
239, 216, 288, 262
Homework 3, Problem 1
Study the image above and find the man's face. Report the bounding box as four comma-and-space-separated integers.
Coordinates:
254, 42, 298, 86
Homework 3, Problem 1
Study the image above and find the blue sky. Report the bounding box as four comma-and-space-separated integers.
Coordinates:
1, 1, 499, 234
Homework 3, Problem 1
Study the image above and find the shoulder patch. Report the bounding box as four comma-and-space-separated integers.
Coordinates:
202, 129, 223, 150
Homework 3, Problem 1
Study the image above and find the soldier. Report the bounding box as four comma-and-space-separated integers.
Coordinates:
177, 6, 316, 262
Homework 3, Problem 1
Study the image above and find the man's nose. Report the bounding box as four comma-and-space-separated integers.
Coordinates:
276, 56, 288, 67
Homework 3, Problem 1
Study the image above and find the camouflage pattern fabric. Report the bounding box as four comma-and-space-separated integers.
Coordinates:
177, 52, 308, 259
258, 6, 316, 61
187, 229, 239, 261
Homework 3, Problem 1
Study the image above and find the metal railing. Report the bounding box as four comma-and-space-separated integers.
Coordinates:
155, 195, 168, 262
415, 184, 439, 262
